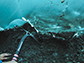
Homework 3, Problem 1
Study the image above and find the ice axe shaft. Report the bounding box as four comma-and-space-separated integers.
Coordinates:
12, 33, 28, 61
12, 31, 40, 61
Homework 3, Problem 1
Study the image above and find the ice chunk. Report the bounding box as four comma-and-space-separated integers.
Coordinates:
0, 27, 4, 31
6, 19, 27, 29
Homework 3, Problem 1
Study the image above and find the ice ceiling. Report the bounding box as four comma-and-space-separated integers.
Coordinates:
0, 0, 84, 32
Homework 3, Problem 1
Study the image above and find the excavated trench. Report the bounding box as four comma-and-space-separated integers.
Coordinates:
0, 23, 84, 63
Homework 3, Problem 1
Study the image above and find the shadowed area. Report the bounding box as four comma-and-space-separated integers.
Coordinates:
0, 23, 84, 63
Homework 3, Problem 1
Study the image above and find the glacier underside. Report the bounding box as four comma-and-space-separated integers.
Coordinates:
0, 0, 84, 32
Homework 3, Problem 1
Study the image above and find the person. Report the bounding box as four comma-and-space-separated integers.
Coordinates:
0, 53, 17, 63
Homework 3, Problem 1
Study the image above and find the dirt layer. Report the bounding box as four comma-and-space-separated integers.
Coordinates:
0, 23, 84, 63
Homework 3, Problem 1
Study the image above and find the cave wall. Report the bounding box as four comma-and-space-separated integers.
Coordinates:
0, 0, 84, 30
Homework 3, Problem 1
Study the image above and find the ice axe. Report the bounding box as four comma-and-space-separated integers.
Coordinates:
12, 29, 40, 61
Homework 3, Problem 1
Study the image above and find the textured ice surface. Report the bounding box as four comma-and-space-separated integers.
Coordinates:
0, 0, 84, 32
0, 0, 21, 28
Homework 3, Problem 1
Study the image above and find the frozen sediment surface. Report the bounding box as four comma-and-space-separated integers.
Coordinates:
26, 0, 84, 33
27, 0, 84, 21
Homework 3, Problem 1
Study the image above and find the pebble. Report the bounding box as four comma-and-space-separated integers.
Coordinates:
67, 62, 72, 63
53, 60, 55, 63
61, 0, 65, 3
65, 54, 69, 56
39, 59, 43, 62
52, 53, 58, 57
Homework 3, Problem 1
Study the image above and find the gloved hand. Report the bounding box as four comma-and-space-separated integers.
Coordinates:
0, 53, 17, 63
0, 53, 11, 60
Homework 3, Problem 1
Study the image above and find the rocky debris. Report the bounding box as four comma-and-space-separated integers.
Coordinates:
0, 22, 84, 63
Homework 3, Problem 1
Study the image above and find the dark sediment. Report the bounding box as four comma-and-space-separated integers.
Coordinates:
0, 23, 84, 63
